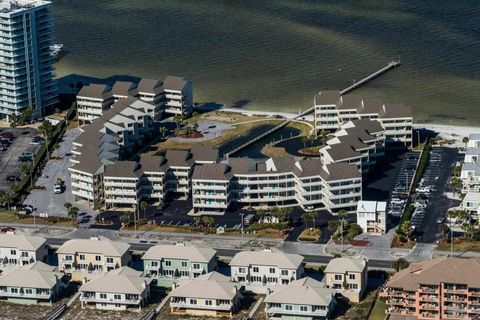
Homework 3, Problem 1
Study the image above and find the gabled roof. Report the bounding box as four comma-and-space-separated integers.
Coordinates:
385, 257, 480, 291
77, 84, 112, 100
321, 162, 362, 181
192, 163, 232, 181
0, 262, 62, 289
265, 277, 334, 306
137, 78, 163, 95
104, 160, 142, 178
171, 271, 238, 300
229, 250, 303, 269
57, 237, 130, 257
0, 234, 46, 251
112, 81, 138, 97
163, 76, 189, 92
314, 91, 341, 105
165, 150, 194, 167
324, 257, 367, 274
142, 244, 216, 263
190, 145, 219, 163
79, 266, 151, 294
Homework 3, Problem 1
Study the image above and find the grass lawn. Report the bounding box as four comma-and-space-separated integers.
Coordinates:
298, 228, 321, 242
368, 297, 387, 320
151, 119, 282, 154
436, 238, 480, 252
261, 145, 288, 157
391, 235, 416, 249
200, 111, 271, 124
0, 210, 73, 227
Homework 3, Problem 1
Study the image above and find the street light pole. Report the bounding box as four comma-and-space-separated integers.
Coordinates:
32, 200, 37, 232
132, 204, 137, 238
240, 212, 244, 246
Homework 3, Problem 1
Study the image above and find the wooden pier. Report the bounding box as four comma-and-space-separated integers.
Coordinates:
340, 60, 401, 95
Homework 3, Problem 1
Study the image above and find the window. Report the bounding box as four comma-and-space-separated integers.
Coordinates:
11, 288, 18, 293
349, 273, 355, 280
281, 270, 288, 276
79, 254, 85, 260
192, 263, 200, 269
239, 267, 246, 273
334, 274, 342, 281
205, 300, 212, 306
165, 260, 171, 266
190, 299, 197, 305
106, 257, 114, 264
269, 267, 275, 274
285, 305, 293, 311
25, 289, 33, 295
10, 250, 16, 255
181, 261, 187, 267
151, 261, 158, 267
348, 283, 359, 290
300, 306, 308, 312
95, 255, 101, 261
114, 294, 121, 300
21, 252, 28, 257
100, 293, 107, 299
253, 267, 259, 273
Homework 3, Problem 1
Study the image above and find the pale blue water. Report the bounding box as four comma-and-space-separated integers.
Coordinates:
52, 0, 480, 125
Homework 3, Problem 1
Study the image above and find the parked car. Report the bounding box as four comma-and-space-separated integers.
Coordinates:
0, 146, 7, 151
390, 198, 405, 205
416, 186, 431, 193
18, 151, 34, 162
6, 175, 20, 183
53, 184, 63, 194
0, 226, 15, 233
436, 217, 446, 224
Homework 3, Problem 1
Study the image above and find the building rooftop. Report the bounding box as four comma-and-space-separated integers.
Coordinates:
385, 256, 480, 291
462, 162, 480, 175
104, 160, 142, 178
0, 234, 46, 251
324, 257, 367, 274
137, 78, 163, 95
112, 81, 138, 97
77, 84, 112, 100
142, 244, 216, 263
57, 237, 130, 257
463, 192, 480, 202
229, 250, 303, 269
171, 271, 238, 300
469, 133, 480, 141
79, 266, 152, 295
357, 200, 387, 213
163, 76, 189, 92
192, 163, 232, 181
0, 262, 62, 290
265, 277, 334, 306
314, 91, 341, 105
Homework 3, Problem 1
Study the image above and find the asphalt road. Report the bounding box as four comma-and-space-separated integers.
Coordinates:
44, 237, 394, 269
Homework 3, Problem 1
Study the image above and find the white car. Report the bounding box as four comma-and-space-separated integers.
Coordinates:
53, 185, 62, 194
416, 186, 430, 193
390, 198, 405, 205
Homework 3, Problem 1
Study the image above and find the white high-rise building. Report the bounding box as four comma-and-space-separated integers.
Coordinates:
0, 0, 57, 120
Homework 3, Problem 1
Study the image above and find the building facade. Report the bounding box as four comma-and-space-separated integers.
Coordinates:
79, 266, 152, 311
461, 133, 480, 193
57, 237, 131, 281
264, 277, 336, 320
0, 234, 47, 269
76, 84, 114, 124
313, 91, 412, 147
163, 75, 193, 116
356, 200, 387, 235
324, 257, 368, 303
142, 244, 217, 288
381, 256, 480, 319
0, 0, 58, 120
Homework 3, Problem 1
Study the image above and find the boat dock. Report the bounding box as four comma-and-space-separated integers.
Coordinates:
340, 60, 400, 95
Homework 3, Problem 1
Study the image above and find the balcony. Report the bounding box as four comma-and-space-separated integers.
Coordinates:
170, 301, 232, 311
81, 295, 141, 305
265, 307, 328, 317
0, 290, 51, 299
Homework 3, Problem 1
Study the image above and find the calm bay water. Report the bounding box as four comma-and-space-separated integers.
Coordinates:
52, 0, 480, 125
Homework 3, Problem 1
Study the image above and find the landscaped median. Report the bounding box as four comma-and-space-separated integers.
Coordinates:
297, 228, 321, 242
0, 210, 73, 227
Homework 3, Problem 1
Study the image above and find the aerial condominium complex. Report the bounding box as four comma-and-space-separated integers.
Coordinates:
0, 234, 48, 269
381, 256, 480, 319
75, 76, 192, 125
0, 0, 58, 120
313, 91, 412, 147
320, 118, 386, 174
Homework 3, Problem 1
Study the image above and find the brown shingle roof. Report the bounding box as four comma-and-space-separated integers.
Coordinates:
137, 78, 163, 95
77, 84, 112, 100
192, 163, 232, 181
104, 161, 142, 178
314, 90, 341, 105
112, 81, 138, 97
164, 76, 188, 92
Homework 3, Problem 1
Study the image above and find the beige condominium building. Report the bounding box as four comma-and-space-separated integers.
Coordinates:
313, 90, 412, 147
265, 277, 336, 320
0, 234, 48, 269
381, 256, 480, 320
76, 84, 114, 125
461, 133, 480, 193
229, 250, 304, 293
57, 237, 131, 281
320, 119, 386, 174
0, 261, 67, 305
170, 271, 242, 318
79, 266, 152, 311
324, 257, 368, 303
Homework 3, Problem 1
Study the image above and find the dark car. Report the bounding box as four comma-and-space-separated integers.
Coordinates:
0, 226, 15, 233
0, 146, 7, 151
6, 175, 20, 183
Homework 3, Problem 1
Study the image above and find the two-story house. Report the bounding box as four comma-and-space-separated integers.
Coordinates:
142, 244, 217, 287
170, 271, 241, 318
229, 250, 304, 293
57, 237, 131, 281
0, 261, 67, 305
79, 266, 152, 311
324, 257, 368, 303
265, 277, 336, 320
0, 234, 47, 270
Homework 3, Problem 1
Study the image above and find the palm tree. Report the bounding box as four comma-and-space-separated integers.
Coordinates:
121, 212, 130, 226
20, 163, 33, 188
337, 210, 349, 247
463, 136, 469, 149
9, 113, 18, 128
64, 202, 72, 213
392, 258, 410, 271
159, 126, 168, 139
68, 206, 79, 225
0, 190, 6, 209
193, 216, 202, 227
140, 200, 148, 219
202, 216, 215, 230
256, 209, 266, 223
301, 136, 308, 148
304, 211, 317, 229
38, 120, 53, 158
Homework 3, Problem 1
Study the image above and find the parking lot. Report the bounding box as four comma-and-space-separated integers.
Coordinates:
0, 128, 39, 192
23, 128, 97, 222
411, 147, 461, 243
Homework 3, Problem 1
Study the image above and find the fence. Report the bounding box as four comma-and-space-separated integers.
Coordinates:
43, 304, 67, 320
139, 310, 156, 320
